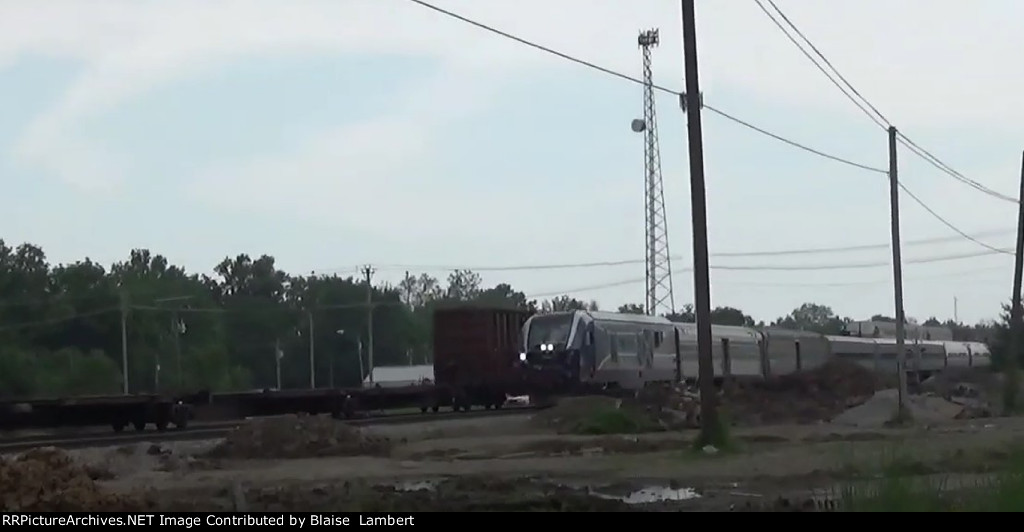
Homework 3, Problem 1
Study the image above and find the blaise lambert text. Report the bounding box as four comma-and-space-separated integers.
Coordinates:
303, 514, 415, 526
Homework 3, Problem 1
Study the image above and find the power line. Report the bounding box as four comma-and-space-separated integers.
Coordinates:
897, 183, 1011, 255
711, 228, 1013, 257
757, 0, 1017, 204
0, 307, 120, 333
754, 0, 887, 130
896, 133, 1018, 203
528, 278, 644, 299
130, 301, 407, 315
406, 0, 885, 174
365, 246, 1011, 275
526, 264, 1011, 299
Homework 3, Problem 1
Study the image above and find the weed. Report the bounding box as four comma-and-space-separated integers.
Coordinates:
570, 407, 660, 435
835, 445, 1024, 511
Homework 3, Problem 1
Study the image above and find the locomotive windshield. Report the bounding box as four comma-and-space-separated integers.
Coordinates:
527, 313, 574, 349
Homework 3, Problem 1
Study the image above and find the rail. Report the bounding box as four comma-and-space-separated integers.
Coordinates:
0, 405, 547, 454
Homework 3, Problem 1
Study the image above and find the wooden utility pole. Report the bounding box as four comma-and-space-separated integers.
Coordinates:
1007, 150, 1024, 410
888, 126, 909, 413
307, 311, 316, 389
363, 265, 376, 383
171, 310, 181, 390
274, 338, 282, 390
680, 0, 720, 444
120, 290, 129, 394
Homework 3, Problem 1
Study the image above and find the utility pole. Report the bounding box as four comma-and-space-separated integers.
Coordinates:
171, 309, 182, 390
120, 290, 129, 395
403, 270, 413, 307
274, 339, 283, 390
888, 126, 909, 414
308, 310, 316, 389
680, 0, 720, 445
1007, 150, 1024, 411
954, 296, 959, 323
363, 265, 376, 383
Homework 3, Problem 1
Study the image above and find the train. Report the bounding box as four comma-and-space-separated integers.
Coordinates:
0, 306, 993, 433
518, 310, 992, 390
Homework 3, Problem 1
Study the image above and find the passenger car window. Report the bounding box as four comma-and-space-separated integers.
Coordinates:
617, 334, 637, 354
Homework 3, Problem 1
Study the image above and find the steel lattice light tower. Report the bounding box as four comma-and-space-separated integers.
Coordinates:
632, 28, 675, 316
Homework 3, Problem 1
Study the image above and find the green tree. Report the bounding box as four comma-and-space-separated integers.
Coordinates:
541, 296, 598, 312
617, 303, 646, 315
772, 303, 848, 335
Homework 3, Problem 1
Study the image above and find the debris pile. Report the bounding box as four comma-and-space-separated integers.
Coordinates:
531, 395, 687, 434
726, 360, 889, 425
208, 414, 393, 459
920, 368, 1009, 418
831, 388, 964, 428
0, 447, 147, 511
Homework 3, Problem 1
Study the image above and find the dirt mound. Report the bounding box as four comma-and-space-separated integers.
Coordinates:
0, 447, 147, 511
832, 389, 964, 428
726, 360, 889, 425
208, 414, 392, 459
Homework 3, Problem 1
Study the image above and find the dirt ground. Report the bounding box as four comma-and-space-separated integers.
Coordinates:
4, 366, 1023, 512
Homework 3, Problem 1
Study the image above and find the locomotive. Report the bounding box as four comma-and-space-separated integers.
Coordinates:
518, 310, 991, 391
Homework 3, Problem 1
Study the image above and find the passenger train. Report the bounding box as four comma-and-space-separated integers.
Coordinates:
518, 310, 991, 390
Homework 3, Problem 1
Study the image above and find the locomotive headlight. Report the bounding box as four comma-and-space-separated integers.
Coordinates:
519, 352, 527, 362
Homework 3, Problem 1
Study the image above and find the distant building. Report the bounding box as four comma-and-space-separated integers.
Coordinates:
362, 365, 434, 388
845, 320, 953, 342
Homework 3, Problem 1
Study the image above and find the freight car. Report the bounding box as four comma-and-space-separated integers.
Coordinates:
0, 393, 195, 433
430, 306, 533, 410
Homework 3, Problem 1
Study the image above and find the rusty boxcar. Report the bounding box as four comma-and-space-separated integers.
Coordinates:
432, 306, 533, 410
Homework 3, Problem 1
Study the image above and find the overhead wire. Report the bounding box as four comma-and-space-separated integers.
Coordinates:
895, 133, 1019, 203
411, 0, 1004, 260
354, 245, 1012, 275
0, 307, 120, 333
753, 0, 887, 130
406, 0, 885, 174
525, 263, 1011, 300
758, 0, 1018, 204
897, 184, 1011, 255
755, 0, 1016, 260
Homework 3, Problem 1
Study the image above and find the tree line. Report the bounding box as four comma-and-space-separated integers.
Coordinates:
0, 239, 1007, 399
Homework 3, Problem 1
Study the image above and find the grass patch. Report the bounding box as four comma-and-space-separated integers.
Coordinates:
691, 409, 734, 453
835, 446, 1024, 511
570, 407, 661, 435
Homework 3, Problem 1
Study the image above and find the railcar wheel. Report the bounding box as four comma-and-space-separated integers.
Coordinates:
133, 420, 146, 431
111, 422, 126, 433
155, 418, 169, 432
431, 405, 440, 413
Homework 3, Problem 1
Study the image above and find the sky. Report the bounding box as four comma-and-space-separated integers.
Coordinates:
1, 0, 1022, 325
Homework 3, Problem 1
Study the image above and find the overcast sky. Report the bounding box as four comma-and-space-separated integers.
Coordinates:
1, 0, 1022, 325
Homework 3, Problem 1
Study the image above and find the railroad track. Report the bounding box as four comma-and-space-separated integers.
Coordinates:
0, 405, 547, 454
